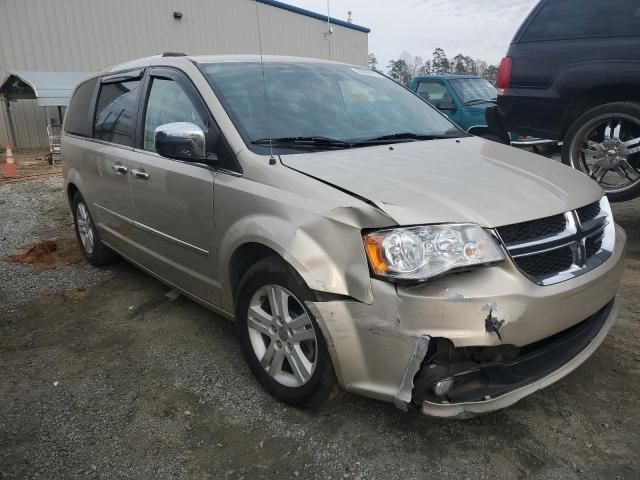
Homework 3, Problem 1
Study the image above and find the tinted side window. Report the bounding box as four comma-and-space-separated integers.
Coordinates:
416, 82, 453, 105
143, 78, 208, 151
143, 76, 236, 170
93, 79, 142, 146
522, 0, 640, 42
64, 78, 98, 137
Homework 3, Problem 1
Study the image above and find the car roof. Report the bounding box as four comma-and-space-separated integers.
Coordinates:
99, 54, 359, 75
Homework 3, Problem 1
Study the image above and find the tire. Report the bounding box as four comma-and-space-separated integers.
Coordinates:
72, 191, 115, 266
562, 102, 640, 202
479, 132, 508, 144
235, 256, 340, 406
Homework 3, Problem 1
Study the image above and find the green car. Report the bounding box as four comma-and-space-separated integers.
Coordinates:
410, 74, 555, 152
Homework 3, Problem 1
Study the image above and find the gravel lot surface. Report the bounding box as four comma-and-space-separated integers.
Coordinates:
1, 169, 639, 479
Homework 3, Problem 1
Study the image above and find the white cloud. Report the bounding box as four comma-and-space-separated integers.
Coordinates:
284, 0, 538, 67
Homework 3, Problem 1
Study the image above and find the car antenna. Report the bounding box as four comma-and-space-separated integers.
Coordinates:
254, 0, 276, 165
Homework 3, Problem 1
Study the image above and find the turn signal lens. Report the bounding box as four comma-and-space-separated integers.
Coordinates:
364, 233, 390, 274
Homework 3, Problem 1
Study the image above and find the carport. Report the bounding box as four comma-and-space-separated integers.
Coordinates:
0, 71, 90, 146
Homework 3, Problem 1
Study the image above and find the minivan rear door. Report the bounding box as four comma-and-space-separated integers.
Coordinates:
127, 67, 223, 305
88, 71, 143, 256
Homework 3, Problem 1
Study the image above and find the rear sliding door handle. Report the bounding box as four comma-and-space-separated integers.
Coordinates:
131, 168, 150, 180
111, 163, 128, 175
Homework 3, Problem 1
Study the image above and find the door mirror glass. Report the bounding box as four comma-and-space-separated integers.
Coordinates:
437, 102, 457, 111
154, 122, 206, 161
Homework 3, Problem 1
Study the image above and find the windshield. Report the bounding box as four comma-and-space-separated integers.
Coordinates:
200, 62, 462, 153
449, 78, 497, 104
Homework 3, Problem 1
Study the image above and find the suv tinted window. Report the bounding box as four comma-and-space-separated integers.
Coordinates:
522, 0, 640, 42
93, 79, 142, 146
64, 78, 97, 137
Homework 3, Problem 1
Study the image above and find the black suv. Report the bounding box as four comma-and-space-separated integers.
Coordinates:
487, 0, 640, 201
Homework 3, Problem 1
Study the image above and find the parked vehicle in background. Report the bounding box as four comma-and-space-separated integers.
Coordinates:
63, 54, 624, 418
487, 0, 640, 201
411, 75, 556, 153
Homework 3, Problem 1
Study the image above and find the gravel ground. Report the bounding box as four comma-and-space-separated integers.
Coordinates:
1, 173, 640, 479
0, 176, 113, 309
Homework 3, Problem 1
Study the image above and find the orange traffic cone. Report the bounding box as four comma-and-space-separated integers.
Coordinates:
4, 144, 16, 177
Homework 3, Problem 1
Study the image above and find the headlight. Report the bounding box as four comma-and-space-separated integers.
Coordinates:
363, 224, 504, 282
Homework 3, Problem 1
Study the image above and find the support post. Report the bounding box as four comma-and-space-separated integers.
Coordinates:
3, 100, 17, 148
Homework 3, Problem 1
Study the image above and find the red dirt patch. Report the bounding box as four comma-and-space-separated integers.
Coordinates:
6, 239, 84, 269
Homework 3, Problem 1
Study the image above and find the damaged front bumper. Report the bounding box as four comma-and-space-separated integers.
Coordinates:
305, 225, 625, 417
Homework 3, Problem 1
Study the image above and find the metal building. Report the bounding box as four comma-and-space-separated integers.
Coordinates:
0, 0, 370, 148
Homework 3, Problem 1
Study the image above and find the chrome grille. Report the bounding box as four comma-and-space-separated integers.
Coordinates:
496, 197, 614, 286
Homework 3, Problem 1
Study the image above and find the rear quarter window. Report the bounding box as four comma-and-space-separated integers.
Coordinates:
64, 78, 98, 137
93, 79, 142, 147
522, 0, 640, 42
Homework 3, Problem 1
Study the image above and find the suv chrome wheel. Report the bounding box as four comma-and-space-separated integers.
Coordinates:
76, 202, 95, 254
247, 285, 318, 388
569, 113, 640, 194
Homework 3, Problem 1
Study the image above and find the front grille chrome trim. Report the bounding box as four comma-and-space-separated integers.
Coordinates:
496, 197, 615, 286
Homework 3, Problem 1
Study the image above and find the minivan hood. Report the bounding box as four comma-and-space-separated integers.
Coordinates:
280, 137, 602, 228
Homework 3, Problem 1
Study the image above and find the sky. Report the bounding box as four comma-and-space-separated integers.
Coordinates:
285, 0, 539, 68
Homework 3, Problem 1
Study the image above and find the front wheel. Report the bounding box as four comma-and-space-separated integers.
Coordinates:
234, 257, 338, 406
562, 102, 640, 202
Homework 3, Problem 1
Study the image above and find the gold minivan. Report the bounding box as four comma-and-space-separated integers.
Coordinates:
62, 54, 625, 417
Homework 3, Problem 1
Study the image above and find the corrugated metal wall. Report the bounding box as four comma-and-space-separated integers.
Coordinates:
0, 0, 368, 148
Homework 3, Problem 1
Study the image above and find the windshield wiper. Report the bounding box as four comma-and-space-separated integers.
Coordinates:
357, 132, 460, 144
463, 98, 497, 106
252, 136, 352, 149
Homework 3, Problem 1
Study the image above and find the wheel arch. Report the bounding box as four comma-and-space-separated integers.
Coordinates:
467, 125, 491, 136
218, 214, 374, 312
561, 85, 640, 137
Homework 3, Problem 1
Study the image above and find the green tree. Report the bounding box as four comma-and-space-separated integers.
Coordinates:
417, 60, 431, 76
452, 54, 467, 74
483, 65, 499, 84
368, 53, 378, 71
387, 59, 412, 86
432, 48, 450, 75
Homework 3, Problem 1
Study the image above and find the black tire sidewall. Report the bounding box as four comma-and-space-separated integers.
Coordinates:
235, 257, 331, 404
562, 102, 640, 202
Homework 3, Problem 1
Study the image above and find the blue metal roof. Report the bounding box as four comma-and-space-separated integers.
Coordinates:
256, 0, 371, 33
0, 71, 92, 106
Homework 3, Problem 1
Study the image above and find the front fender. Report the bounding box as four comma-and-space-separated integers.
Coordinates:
217, 209, 377, 312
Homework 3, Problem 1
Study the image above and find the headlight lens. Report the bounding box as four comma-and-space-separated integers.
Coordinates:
363, 224, 504, 282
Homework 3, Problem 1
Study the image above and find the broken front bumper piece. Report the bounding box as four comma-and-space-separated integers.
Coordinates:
413, 299, 617, 417
306, 225, 625, 417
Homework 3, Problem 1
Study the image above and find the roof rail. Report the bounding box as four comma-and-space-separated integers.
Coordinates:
161, 52, 187, 57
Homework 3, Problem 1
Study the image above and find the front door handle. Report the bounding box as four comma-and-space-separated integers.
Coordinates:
131, 168, 150, 180
112, 163, 128, 175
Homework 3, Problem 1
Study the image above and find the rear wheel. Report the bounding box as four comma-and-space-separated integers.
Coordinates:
235, 257, 339, 406
72, 191, 115, 266
563, 102, 640, 202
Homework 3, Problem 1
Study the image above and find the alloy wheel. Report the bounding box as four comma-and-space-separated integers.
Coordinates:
76, 202, 95, 255
569, 114, 640, 194
247, 285, 318, 388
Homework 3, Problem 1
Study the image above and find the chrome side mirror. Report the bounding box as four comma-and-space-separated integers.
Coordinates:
154, 122, 206, 161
